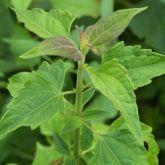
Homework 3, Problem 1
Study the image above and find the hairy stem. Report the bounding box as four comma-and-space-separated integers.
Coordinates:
74, 62, 84, 164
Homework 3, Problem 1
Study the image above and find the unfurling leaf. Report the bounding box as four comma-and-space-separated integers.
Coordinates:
0, 61, 69, 139
103, 42, 165, 89
88, 117, 148, 165
85, 7, 147, 54
86, 59, 143, 144
20, 36, 83, 61
14, 8, 75, 39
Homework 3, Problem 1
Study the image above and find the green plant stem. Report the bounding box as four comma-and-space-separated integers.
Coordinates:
74, 62, 84, 164
63, 90, 76, 95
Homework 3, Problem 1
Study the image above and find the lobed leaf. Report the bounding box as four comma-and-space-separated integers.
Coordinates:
88, 117, 148, 165
86, 59, 143, 143
20, 36, 83, 61
103, 42, 165, 89
0, 61, 68, 139
14, 8, 75, 39
85, 7, 147, 54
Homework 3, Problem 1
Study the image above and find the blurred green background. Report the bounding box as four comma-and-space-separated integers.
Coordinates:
0, 0, 165, 164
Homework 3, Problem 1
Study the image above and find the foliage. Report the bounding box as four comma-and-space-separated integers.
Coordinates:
0, 0, 165, 164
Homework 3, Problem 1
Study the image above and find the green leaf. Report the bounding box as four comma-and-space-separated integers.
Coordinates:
84, 94, 117, 122
80, 122, 93, 151
82, 87, 95, 107
53, 132, 70, 155
85, 7, 147, 54
141, 123, 159, 165
0, 61, 68, 139
11, 0, 31, 9
7, 72, 31, 97
20, 36, 83, 61
14, 8, 75, 39
103, 42, 165, 89
62, 116, 82, 134
51, 0, 100, 17
64, 158, 77, 165
86, 59, 142, 143
32, 143, 61, 165
88, 117, 148, 165
130, 0, 165, 53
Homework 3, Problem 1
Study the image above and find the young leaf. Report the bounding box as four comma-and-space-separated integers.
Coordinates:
103, 42, 165, 89
14, 8, 75, 39
82, 87, 95, 107
62, 116, 82, 134
141, 123, 159, 164
53, 132, 70, 155
20, 36, 82, 61
11, 0, 32, 9
86, 59, 143, 143
85, 7, 147, 54
51, 0, 100, 17
88, 118, 148, 165
32, 143, 61, 165
0, 61, 68, 139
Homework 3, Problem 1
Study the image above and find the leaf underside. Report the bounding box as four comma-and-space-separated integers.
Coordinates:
85, 7, 147, 54
20, 36, 83, 61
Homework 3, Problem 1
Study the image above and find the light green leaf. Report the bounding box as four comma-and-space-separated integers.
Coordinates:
0, 61, 68, 139
89, 117, 148, 165
7, 72, 31, 97
11, 0, 31, 9
85, 7, 147, 54
86, 59, 142, 143
51, 0, 100, 17
82, 87, 95, 107
14, 8, 75, 39
84, 94, 117, 123
62, 116, 82, 134
103, 42, 165, 89
53, 132, 70, 155
20, 36, 83, 61
32, 143, 61, 165
141, 123, 159, 165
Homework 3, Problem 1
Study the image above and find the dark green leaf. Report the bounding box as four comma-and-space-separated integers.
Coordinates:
20, 36, 83, 61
